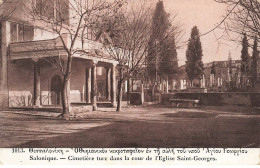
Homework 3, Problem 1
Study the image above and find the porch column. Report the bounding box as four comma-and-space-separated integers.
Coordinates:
33, 59, 41, 107
0, 21, 10, 108
86, 67, 91, 104
91, 61, 98, 111
111, 64, 117, 107
105, 67, 111, 100
166, 80, 169, 93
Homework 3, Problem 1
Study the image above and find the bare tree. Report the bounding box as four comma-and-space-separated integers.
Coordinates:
21, 0, 125, 118
96, 0, 182, 111
94, 1, 151, 111
215, 0, 260, 45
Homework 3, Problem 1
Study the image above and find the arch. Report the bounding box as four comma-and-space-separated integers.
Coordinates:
50, 75, 62, 105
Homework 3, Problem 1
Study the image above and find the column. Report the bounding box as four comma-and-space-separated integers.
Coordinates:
86, 67, 91, 104
111, 64, 116, 107
180, 80, 183, 90
172, 79, 176, 90
33, 59, 41, 107
91, 62, 97, 111
162, 80, 165, 93
166, 80, 169, 93
105, 67, 111, 100
0, 21, 10, 108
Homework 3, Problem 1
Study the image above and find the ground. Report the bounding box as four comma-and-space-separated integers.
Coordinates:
0, 105, 259, 148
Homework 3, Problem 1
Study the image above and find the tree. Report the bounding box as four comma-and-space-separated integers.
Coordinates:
251, 37, 259, 88
228, 51, 232, 75
185, 26, 204, 86
159, 35, 178, 80
0, 0, 23, 22
98, 0, 182, 111
24, 0, 124, 118
146, 0, 181, 97
241, 34, 250, 74
214, 0, 260, 91
96, 1, 153, 111
146, 0, 170, 80
215, 0, 260, 46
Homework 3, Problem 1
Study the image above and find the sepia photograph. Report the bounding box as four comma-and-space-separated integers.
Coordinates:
0, 0, 259, 152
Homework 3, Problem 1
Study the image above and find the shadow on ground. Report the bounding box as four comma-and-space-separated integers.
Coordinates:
15, 115, 259, 148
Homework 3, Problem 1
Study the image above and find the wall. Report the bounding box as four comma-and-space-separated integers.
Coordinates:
161, 92, 260, 107
8, 59, 90, 106
7, 59, 109, 107
40, 60, 63, 105
70, 61, 87, 103
8, 59, 34, 107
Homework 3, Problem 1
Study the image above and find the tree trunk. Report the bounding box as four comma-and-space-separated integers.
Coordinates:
61, 76, 71, 118
116, 67, 123, 112
151, 82, 156, 102
61, 56, 72, 119
116, 80, 123, 112
127, 78, 131, 105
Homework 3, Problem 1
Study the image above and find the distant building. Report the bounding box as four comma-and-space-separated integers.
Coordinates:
171, 59, 260, 92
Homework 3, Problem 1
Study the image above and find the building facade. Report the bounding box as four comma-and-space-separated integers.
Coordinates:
0, 0, 129, 109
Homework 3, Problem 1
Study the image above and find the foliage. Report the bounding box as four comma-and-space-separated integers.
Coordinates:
159, 36, 178, 79
228, 52, 232, 75
97, 1, 154, 111
241, 34, 250, 74
185, 26, 204, 81
146, 0, 178, 80
251, 37, 258, 87
215, 0, 260, 46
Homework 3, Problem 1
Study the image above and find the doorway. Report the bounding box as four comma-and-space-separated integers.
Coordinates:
51, 75, 62, 105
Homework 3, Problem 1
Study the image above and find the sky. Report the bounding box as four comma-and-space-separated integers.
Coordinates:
161, 0, 242, 66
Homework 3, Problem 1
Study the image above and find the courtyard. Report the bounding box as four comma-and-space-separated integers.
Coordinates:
0, 105, 259, 148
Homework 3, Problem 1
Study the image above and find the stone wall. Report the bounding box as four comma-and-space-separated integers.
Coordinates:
161, 92, 260, 107
0, 91, 8, 110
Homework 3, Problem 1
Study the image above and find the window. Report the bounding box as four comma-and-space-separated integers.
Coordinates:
56, 0, 69, 24
36, 0, 69, 24
10, 22, 34, 42
23, 25, 34, 41
10, 22, 18, 42
18, 24, 24, 42
36, 0, 54, 19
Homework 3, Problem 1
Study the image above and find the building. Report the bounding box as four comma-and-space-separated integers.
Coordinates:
172, 59, 259, 92
0, 0, 130, 109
